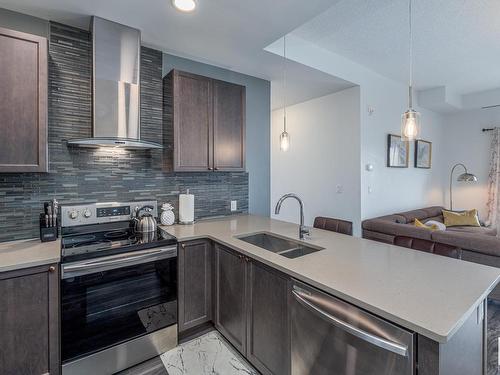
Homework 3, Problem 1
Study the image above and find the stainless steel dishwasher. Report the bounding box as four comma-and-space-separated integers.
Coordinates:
291, 281, 414, 375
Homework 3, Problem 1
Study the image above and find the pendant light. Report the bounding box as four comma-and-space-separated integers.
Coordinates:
401, 0, 421, 141
280, 35, 290, 152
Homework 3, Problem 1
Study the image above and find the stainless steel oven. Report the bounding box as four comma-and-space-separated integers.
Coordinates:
291, 280, 415, 375
60, 201, 178, 375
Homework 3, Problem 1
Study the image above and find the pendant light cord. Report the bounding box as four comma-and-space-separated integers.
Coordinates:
283, 35, 287, 132
408, 0, 413, 109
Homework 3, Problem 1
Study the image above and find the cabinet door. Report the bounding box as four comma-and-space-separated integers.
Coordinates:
214, 244, 247, 354
173, 71, 213, 171
0, 27, 47, 172
0, 264, 59, 375
247, 260, 290, 375
178, 240, 213, 333
213, 80, 245, 171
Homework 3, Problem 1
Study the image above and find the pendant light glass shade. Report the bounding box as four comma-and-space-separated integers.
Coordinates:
401, 108, 421, 141
280, 130, 290, 151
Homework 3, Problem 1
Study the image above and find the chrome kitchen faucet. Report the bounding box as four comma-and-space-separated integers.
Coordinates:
274, 193, 310, 240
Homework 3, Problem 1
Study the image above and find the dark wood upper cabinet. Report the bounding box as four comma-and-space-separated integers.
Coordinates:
178, 240, 213, 333
213, 80, 245, 171
214, 244, 247, 354
163, 70, 245, 172
0, 264, 60, 375
0, 27, 47, 173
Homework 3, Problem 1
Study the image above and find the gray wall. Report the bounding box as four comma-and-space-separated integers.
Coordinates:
162, 55, 271, 216
0, 7, 48, 37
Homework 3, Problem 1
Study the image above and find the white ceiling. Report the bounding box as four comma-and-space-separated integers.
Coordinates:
0, 0, 354, 109
4, 0, 496, 111
272, 56, 355, 110
291, 0, 500, 96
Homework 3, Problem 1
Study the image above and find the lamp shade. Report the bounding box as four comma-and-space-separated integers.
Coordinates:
457, 172, 477, 182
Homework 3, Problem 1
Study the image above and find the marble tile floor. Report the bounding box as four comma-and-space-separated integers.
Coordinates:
117, 331, 257, 375
161, 331, 258, 375
120, 301, 500, 375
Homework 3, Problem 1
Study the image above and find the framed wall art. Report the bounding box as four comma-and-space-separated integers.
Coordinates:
387, 134, 409, 168
415, 139, 432, 169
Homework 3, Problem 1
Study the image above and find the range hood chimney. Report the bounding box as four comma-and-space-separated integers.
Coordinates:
67, 16, 162, 149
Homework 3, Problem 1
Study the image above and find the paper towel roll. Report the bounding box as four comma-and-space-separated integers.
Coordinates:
179, 192, 194, 224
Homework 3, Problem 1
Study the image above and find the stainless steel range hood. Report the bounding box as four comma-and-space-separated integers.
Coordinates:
67, 16, 162, 150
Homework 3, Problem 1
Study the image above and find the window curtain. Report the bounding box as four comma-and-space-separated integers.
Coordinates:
487, 127, 500, 230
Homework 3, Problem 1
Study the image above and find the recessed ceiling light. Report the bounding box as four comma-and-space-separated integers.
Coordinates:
172, 0, 196, 12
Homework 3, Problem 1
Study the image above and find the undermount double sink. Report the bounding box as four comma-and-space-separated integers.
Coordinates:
236, 232, 324, 259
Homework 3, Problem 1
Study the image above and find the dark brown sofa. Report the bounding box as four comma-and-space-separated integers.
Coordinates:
362, 206, 500, 299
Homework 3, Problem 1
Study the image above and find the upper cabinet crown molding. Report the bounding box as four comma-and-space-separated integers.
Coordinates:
163, 69, 246, 172
0, 27, 48, 173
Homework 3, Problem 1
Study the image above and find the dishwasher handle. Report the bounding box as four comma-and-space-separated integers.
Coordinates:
292, 287, 409, 357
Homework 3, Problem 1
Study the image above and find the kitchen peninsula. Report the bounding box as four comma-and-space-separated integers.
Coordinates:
166, 214, 500, 375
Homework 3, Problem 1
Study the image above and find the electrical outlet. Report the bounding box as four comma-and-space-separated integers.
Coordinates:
231, 200, 237, 212
336, 184, 344, 194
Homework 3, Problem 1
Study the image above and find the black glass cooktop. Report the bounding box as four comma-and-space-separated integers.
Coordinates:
61, 221, 177, 263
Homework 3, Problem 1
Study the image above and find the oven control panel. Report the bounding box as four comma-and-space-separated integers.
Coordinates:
97, 206, 131, 218
61, 201, 157, 227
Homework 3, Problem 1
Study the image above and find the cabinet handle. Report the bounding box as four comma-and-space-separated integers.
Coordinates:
49, 266, 56, 273
181, 244, 186, 249
214, 167, 219, 171
208, 167, 213, 171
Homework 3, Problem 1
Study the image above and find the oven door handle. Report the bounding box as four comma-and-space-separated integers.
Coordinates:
61, 246, 177, 279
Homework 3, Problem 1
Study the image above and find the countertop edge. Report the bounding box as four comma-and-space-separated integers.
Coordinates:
169, 230, 496, 344
0, 238, 61, 274
0, 257, 61, 273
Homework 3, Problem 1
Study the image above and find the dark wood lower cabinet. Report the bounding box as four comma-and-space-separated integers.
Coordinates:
212, 243, 291, 375
246, 260, 290, 375
214, 244, 248, 354
178, 240, 213, 333
0, 264, 60, 375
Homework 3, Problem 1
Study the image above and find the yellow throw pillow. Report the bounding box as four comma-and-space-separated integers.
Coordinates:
414, 218, 439, 231
442, 209, 480, 227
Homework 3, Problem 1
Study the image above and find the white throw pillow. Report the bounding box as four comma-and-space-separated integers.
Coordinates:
425, 220, 446, 231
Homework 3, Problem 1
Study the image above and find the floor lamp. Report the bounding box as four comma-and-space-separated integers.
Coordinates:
449, 163, 477, 210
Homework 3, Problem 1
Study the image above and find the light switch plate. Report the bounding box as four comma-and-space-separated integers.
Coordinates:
231, 200, 237, 211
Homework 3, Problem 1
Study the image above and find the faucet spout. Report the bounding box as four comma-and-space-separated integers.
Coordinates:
274, 193, 309, 239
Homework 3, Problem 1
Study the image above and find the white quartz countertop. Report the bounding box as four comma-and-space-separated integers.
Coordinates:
0, 238, 61, 273
161, 214, 500, 343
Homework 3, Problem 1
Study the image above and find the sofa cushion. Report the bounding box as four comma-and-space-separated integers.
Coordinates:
446, 225, 497, 236
431, 230, 500, 257
361, 215, 407, 230
362, 229, 395, 244
395, 206, 444, 223
394, 236, 461, 259
362, 219, 433, 240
